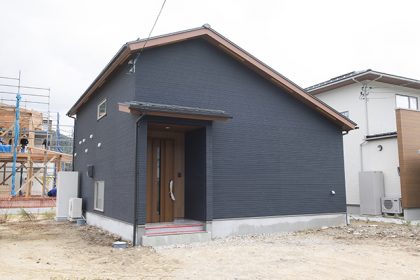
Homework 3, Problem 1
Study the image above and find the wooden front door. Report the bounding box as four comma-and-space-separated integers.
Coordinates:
146, 138, 175, 223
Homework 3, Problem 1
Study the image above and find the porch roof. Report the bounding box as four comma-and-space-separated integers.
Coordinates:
119, 101, 232, 121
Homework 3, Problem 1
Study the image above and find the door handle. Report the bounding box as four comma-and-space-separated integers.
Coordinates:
169, 179, 175, 201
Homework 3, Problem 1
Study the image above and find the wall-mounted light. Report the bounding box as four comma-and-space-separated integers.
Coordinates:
90, 134, 93, 139
82, 138, 86, 143
97, 142, 102, 148
85, 148, 88, 153
79, 140, 82, 145
330, 190, 336, 195
74, 153, 77, 157
377, 145, 383, 151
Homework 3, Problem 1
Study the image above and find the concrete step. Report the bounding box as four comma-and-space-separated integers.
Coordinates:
145, 223, 205, 235
141, 231, 211, 247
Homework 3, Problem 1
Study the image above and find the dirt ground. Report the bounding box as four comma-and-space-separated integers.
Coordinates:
0, 216, 419, 280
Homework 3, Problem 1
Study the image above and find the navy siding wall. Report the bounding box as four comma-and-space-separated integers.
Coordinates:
74, 64, 136, 223
134, 38, 346, 219
185, 127, 207, 221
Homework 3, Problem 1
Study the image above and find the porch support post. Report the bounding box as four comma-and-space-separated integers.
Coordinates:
135, 120, 148, 244
205, 124, 213, 221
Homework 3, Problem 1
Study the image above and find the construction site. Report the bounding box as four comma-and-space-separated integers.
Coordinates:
0, 73, 73, 209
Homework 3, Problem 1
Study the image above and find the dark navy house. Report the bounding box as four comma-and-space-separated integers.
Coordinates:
68, 26, 356, 246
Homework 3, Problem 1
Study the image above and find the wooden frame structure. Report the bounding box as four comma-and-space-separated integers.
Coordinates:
0, 103, 72, 199
0, 146, 72, 198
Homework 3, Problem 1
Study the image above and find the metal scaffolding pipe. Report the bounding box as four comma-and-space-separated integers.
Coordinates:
11, 71, 21, 196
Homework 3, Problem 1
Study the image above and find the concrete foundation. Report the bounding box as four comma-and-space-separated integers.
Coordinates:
351, 214, 420, 225
347, 205, 360, 215
86, 211, 134, 242
141, 232, 211, 247
211, 213, 347, 238
84, 212, 348, 246
404, 208, 420, 221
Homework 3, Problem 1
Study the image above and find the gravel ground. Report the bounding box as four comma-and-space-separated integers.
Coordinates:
0, 216, 419, 279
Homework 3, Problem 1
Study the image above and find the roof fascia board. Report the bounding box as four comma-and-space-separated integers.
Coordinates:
67, 46, 131, 116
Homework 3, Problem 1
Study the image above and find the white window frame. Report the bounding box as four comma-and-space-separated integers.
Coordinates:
396, 94, 418, 110
94, 181, 105, 212
97, 99, 107, 120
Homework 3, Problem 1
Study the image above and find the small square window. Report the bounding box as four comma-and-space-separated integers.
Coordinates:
396, 94, 418, 110
97, 99, 107, 120
94, 181, 104, 212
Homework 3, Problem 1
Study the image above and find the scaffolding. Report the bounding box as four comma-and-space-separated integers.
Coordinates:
0, 73, 73, 200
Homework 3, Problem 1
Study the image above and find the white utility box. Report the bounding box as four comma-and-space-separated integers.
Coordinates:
55, 171, 79, 221
359, 171, 384, 215
69, 198, 83, 219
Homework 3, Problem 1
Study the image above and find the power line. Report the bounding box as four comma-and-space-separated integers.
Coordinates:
143, 0, 167, 50
129, 0, 167, 73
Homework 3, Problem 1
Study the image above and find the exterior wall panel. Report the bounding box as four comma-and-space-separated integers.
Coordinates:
396, 109, 420, 208
185, 127, 207, 220
73, 64, 136, 223
134, 38, 346, 218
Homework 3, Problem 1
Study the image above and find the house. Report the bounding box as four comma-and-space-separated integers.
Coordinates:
307, 70, 420, 221
67, 25, 356, 246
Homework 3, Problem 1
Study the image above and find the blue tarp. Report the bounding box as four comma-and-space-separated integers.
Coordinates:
48, 188, 57, 197
0, 145, 12, 153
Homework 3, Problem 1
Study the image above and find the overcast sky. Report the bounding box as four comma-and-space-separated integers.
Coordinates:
1, 0, 420, 126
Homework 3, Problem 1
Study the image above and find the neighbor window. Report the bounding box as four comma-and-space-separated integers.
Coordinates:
340, 111, 349, 118
396, 95, 418, 110
94, 181, 105, 211
97, 99, 107, 120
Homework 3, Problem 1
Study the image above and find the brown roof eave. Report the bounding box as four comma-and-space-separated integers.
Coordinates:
66, 45, 131, 116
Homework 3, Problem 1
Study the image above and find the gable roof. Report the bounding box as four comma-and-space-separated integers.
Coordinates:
67, 25, 356, 131
306, 69, 420, 95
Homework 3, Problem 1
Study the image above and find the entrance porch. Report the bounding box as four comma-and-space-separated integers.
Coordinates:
119, 101, 232, 246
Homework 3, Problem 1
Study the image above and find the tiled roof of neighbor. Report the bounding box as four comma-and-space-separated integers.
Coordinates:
306, 70, 420, 94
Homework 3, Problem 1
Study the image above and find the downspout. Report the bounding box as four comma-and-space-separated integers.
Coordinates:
69, 115, 76, 171
359, 140, 367, 172
352, 75, 383, 174
132, 114, 145, 246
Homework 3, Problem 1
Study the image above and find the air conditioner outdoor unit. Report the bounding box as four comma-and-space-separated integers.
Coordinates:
68, 198, 83, 219
381, 197, 402, 214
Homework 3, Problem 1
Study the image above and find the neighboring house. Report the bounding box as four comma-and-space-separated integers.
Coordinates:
67, 25, 355, 246
307, 70, 420, 221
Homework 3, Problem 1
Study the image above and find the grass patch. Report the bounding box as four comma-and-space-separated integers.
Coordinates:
42, 208, 56, 220
18, 208, 35, 221
0, 211, 8, 223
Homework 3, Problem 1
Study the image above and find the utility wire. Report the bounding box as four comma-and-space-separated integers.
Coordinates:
130, 0, 167, 72
142, 0, 167, 50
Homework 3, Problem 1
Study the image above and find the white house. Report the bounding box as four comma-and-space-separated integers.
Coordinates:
306, 70, 420, 220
